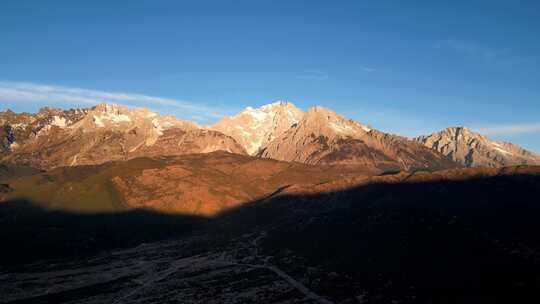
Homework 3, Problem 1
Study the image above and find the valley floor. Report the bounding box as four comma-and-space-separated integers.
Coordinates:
1, 234, 336, 304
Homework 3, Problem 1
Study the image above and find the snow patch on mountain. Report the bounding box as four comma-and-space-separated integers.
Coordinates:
491, 142, 513, 155
93, 115, 105, 127
51, 116, 67, 128
248, 110, 269, 122
212, 101, 305, 155
330, 122, 354, 134
493, 147, 512, 155
152, 118, 165, 136
97, 112, 132, 123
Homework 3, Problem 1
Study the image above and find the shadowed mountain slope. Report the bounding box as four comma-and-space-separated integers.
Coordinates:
1, 166, 540, 303
0, 151, 376, 215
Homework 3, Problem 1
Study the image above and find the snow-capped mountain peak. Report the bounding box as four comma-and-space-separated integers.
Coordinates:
212, 101, 304, 155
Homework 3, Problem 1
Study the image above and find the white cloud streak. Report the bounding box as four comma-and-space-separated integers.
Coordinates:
359, 66, 376, 72
296, 69, 329, 80
477, 123, 540, 136
0, 81, 228, 122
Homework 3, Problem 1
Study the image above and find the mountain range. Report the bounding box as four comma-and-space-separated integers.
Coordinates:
1, 101, 539, 170
0, 104, 244, 169
2, 101, 540, 303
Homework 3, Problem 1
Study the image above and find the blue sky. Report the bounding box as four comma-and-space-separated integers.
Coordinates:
1, 0, 539, 151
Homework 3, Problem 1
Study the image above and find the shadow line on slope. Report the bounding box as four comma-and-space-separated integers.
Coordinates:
1, 171, 540, 303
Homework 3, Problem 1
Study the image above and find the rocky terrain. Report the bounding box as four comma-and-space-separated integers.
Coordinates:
415, 127, 540, 167
257, 106, 458, 171
212, 101, 304, 155
0, 104, 245, 169
1, 107, 89, 154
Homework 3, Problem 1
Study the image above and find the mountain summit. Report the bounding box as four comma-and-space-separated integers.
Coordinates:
257, 106, 458, 172
415, 127, 540, 167
212, 101, 304, 154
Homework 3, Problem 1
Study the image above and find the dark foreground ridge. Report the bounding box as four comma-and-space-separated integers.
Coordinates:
1, 171, 540, 303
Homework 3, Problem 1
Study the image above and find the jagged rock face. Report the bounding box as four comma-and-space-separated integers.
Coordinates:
0, 107, 88, 153
258, 106, 458, 172
0, 104, 246, 169
212, 101, 304, 155
415, 127, 540, 168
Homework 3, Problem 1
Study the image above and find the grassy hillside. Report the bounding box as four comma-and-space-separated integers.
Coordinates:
4, 158, 166, 213
1, 152, 373, 215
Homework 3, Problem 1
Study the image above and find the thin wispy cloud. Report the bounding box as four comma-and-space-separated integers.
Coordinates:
359, 66, 376, 72
435, 39, 500, 63
477, 123, 540, 136
0, 81, 229, 122
296, 69, 329, 80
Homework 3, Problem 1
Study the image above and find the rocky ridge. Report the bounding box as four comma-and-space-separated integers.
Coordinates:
2, 101, 538, 171
257, 106, 458, 172
415, 127, 540, 167
0, 103, 245, 169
